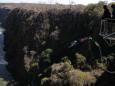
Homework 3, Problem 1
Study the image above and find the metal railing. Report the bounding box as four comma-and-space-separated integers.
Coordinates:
100, 18, 115, 39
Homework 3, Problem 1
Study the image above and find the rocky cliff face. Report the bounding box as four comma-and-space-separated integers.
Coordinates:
3, 7, 101, 85
0, 7, 10, 23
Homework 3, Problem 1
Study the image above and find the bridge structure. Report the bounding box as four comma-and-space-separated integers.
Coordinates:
99, 19, 115, 46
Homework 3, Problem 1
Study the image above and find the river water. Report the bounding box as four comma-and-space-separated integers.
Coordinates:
0, 25, 13, 81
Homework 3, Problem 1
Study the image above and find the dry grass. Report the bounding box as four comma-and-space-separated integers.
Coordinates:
50, 62, 96, 86
68, 70, 96, 86
0, 3, 85, 12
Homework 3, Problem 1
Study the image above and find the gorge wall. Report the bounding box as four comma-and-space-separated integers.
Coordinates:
0, 7, 10, 23
3, 7, 102, 86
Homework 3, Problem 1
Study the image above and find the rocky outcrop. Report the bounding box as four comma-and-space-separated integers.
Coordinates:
3, 7, 101, 85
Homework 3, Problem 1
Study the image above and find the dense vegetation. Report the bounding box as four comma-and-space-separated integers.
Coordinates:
2, 1, 115, 86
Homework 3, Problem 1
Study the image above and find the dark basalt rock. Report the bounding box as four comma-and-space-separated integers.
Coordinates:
0, 7, 11, 23
3, 7, 103, 85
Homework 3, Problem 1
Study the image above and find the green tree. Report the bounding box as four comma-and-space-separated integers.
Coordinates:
84, 1, 104, 17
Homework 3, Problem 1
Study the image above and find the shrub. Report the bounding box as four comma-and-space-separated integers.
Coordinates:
95, 60, 106, 70
41, 48, 53, 63
0, 78, 7, 86
50, 62, 96, 86
41, 77, 50, 86
51, 61, 73, 74
68, 70, 96, 86
94, 55, 114, 70
50, 62, 73, 86
74, 53, 86, 68
30, 62, 39, 68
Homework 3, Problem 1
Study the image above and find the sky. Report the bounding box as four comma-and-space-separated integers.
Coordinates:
0, 0, 114, 5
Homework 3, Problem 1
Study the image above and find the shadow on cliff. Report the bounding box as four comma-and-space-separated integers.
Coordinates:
94, 52, 115, 86
0, 7, 11, 23
0, 64, 13, 81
